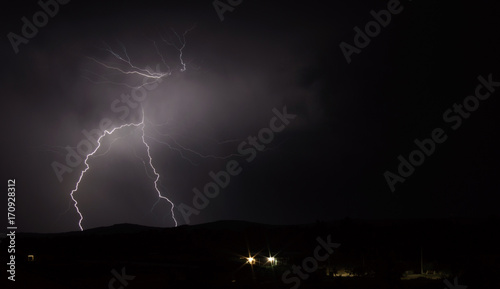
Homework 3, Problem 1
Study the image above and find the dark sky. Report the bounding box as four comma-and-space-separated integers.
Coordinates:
1, 0, 499, 233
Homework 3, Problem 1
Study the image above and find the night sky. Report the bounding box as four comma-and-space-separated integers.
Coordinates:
1, 0, 499, 233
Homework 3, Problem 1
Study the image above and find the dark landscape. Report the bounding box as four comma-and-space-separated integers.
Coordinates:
2, 217, 499, 288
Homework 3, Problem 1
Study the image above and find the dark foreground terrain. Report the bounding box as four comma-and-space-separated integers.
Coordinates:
1, 217, 499, 289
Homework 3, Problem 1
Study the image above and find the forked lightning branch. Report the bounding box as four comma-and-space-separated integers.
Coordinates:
69, 109, 177, 231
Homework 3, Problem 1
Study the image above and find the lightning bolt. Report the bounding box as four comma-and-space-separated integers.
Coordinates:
68, 28, 195, 231
69, 109, 177, 231
69, 119, 142, 231
139, 113, 178, 227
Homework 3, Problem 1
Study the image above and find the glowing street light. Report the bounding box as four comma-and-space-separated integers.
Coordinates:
247, 257, 256, 265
